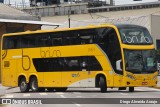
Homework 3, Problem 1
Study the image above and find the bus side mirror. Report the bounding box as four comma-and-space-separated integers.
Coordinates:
116, 59, 122, 71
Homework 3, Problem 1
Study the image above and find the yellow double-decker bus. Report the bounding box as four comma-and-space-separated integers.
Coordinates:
1, 24, 158, 93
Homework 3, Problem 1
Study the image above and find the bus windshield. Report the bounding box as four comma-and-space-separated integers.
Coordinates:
124, 49, 157, 74
119, 27, 153, 45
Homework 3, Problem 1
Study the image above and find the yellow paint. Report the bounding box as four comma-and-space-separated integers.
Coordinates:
1, 24, 157, 89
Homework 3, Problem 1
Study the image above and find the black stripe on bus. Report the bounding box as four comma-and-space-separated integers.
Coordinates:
32, 56, 103, 72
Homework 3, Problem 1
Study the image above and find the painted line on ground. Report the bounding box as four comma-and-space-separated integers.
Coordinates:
23, 94, 30, 97
39, 93, 48, 95
75, 104, 81, 106
72, 102, 81, 107
136, 88, 160, 91
55, 92, 64, 94
135, 89, 145, 91
60, 95, 66, 98
148, 88, 160, 91
92, 95, 98, 97
76, 96, 82, 98
73, 92, 81, 94
5, 94, 13, 98
120, 93, 128, 95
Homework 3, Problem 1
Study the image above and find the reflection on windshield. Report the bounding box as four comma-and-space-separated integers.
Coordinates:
119, 27, 153, 44
124, 49, 157, 73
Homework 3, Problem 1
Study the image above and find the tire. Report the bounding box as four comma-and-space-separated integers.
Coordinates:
55, 88, 67, 92
19, 78, 29, 93
30, 77, 39, 92
99, 76, 107, 93
47, 88, 54, 92
129, 87, 134, 92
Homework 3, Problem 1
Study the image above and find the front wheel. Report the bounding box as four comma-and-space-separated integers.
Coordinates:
99, 76, 107, 93
19, 78, 29, 93
129, 87, 134, 92
30, 77, 39, 92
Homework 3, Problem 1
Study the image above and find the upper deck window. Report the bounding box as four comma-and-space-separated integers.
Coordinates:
119, 27, 153, 45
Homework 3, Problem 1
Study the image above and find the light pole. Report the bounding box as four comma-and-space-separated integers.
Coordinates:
68, 6, 71, 28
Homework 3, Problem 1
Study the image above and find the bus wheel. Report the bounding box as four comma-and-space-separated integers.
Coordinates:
129, 87, 134, 92
47, 88, 54, 92
19, 78, 29, 93
30, 77, 39, 92
55, 88, 67, 92
99, 76, 107, 93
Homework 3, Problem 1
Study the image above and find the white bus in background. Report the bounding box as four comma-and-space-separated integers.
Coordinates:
4, 0, 30, 8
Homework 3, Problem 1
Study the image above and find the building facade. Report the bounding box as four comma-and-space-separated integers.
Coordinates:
114, 0, 159, 5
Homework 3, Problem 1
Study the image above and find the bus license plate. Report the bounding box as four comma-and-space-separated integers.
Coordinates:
142, 82, 148, 85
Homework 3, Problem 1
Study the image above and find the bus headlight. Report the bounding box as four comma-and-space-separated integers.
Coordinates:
152, 75, 157, 80
126, 74, 136, 80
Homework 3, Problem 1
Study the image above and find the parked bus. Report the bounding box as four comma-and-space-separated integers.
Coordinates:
1, 24, 158, 93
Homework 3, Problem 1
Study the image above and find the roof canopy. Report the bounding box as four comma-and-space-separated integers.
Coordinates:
0, 18, 62, 27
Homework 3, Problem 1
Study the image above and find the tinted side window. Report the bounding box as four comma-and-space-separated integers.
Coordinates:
63, 57, 81, 71
52, 37, 63, 46
33, 56, 102, 72
63, 35, 80, 46
80, 35, 93, 44
33, 58, 64, 72
88, 56, 103, 71
3, 36, 19, 49
98, 28, 123, 75
36, 34, 50, 47
53, 58, 64, 71
3, 37, 9, 49
2, 28, 108, 50
47, 32, 63, 46
21, 35, 36, 48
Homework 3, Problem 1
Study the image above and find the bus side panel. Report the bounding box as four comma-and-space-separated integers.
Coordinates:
113, 74, 123, 87
43, 72, 61, 87
23, 48, 44, 87
2, 59, 10, 86
10, 59, 18, 87
12, 50, 23, 87
2, 49, 21, 87
62, 71, 79, 87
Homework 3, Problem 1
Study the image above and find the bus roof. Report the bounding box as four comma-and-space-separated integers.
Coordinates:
115, 24, 147, 29
2, 23, 146, 37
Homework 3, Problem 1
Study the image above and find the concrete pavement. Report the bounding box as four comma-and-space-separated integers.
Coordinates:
0, 84, 15, 96
0, 87, 160, 107
0, 76, 160, 96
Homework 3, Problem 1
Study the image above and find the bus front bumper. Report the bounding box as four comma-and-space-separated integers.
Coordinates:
124, 79, 158, 87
